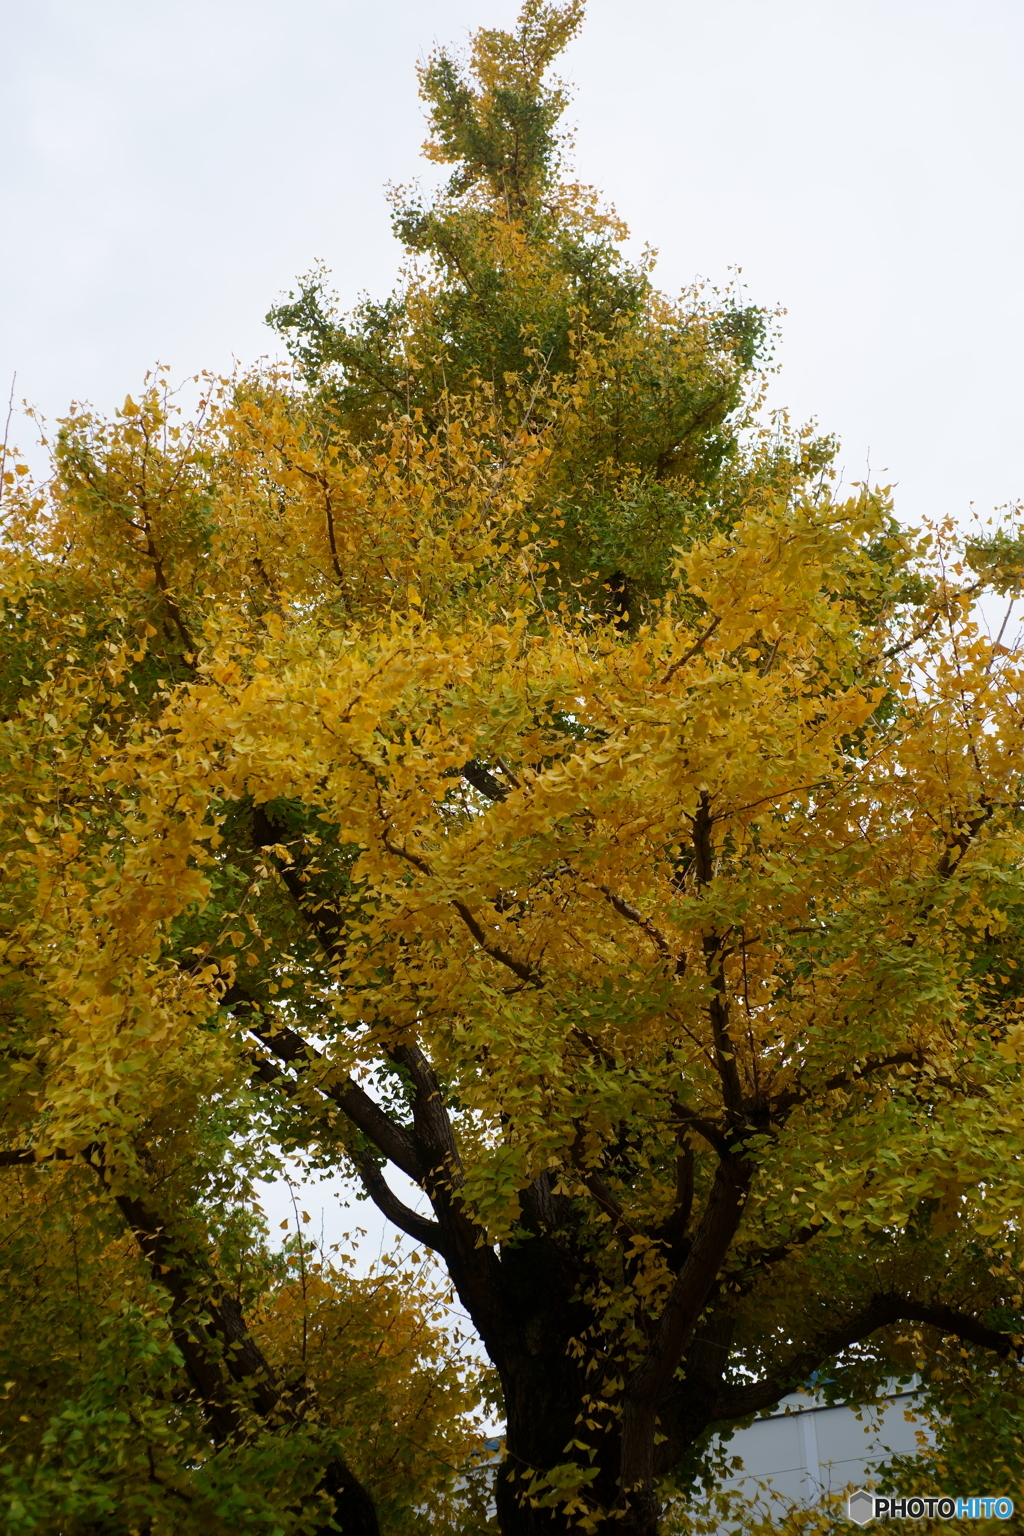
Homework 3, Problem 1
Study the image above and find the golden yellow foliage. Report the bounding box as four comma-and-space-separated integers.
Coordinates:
4, 4, 1024, 1533
3, 365, 1024, 1534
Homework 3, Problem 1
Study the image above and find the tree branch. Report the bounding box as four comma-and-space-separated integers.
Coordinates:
251, 807, 348, 962
670, 1101, 729, 1157
112, 1183, 283, 1438
225, 990, 425, 1183
461, 760, 510, 802
714, 1291, 1022, 1424
648, 1142, 694, 1256
259, 1028, 425, 1182
684, 793, 745, 1116
630, 1156, 752, 1412
350, 1150, 450, 1257
520, 1168, 574, 1233
110, 1172, 380, 1536
379, 834, 542, 985
449, 898, 542, 984
571, 1160, 642, 1246
660, 616, 721, 687
0, 1147, 74, 1167
730, 1223, 821, 1288
771, 1048, 926, 1119
619, 1155, 752, 1499
16, 1141, 383, 1533
389, 1040, 463, 1187
935, 803, 995, 881
247, 1053, 449, 1259
588, 875, 680, 969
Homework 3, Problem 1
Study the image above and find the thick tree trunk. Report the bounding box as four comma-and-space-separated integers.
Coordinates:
488, 1237, 644, 1536
484, 1232, 614, 1536
316, 1459, 381, 1536
496, 1351, 603, 1535
496, 1363, 662, 1536
488, 1271, 730, 1536
616, 1406, 662, 1536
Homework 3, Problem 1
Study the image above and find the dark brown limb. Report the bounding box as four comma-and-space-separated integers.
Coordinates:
648, 1142, 694, 1255
706, 973, 744, 1118
246, 1051, 449, 1256
351, 1149, 450, 1257
619, 1155, 752, 1508
670, 1101, 729, 1157
772, 1047, 926, 1118
384, 1042, 510, 1355
935, 803, 994, 880
450, 899, 541, 985
85, 1152, 381, 1535
112, 1184, 283, 1439
0, 1147, 74, 1166
389, 1040, 463, 1188
577, 1167, 641, 1246
593, 880, 677, 966
461, 760, 510, 802
237, 1010, 425, 1183
250, 807, 348, 963
519, 1168, 573, 1233
660, 615, 722, 687
731, 1222, 821, 1286
685, 794, 744, 1115
377, 833, 542, 986
715, 1292, 1021, 1425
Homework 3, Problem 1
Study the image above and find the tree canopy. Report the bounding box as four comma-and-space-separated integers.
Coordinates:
3, 4, 1024, 1534
266, 0, 771, 623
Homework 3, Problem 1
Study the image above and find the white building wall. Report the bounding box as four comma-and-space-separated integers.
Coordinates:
710, 1387, 931, 1522
458, 1389, 931, 1524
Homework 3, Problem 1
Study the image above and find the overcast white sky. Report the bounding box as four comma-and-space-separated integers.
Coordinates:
3, 0, 1023, 531
3, 0, 1022, 1258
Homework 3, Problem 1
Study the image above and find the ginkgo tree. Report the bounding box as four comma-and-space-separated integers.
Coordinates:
3, 5, 1024, 1535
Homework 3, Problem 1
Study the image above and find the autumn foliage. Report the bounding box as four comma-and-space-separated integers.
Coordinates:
2, 5, 1023, 1534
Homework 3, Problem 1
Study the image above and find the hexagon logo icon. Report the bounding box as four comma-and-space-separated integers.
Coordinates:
847, 1489, 876, 1525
